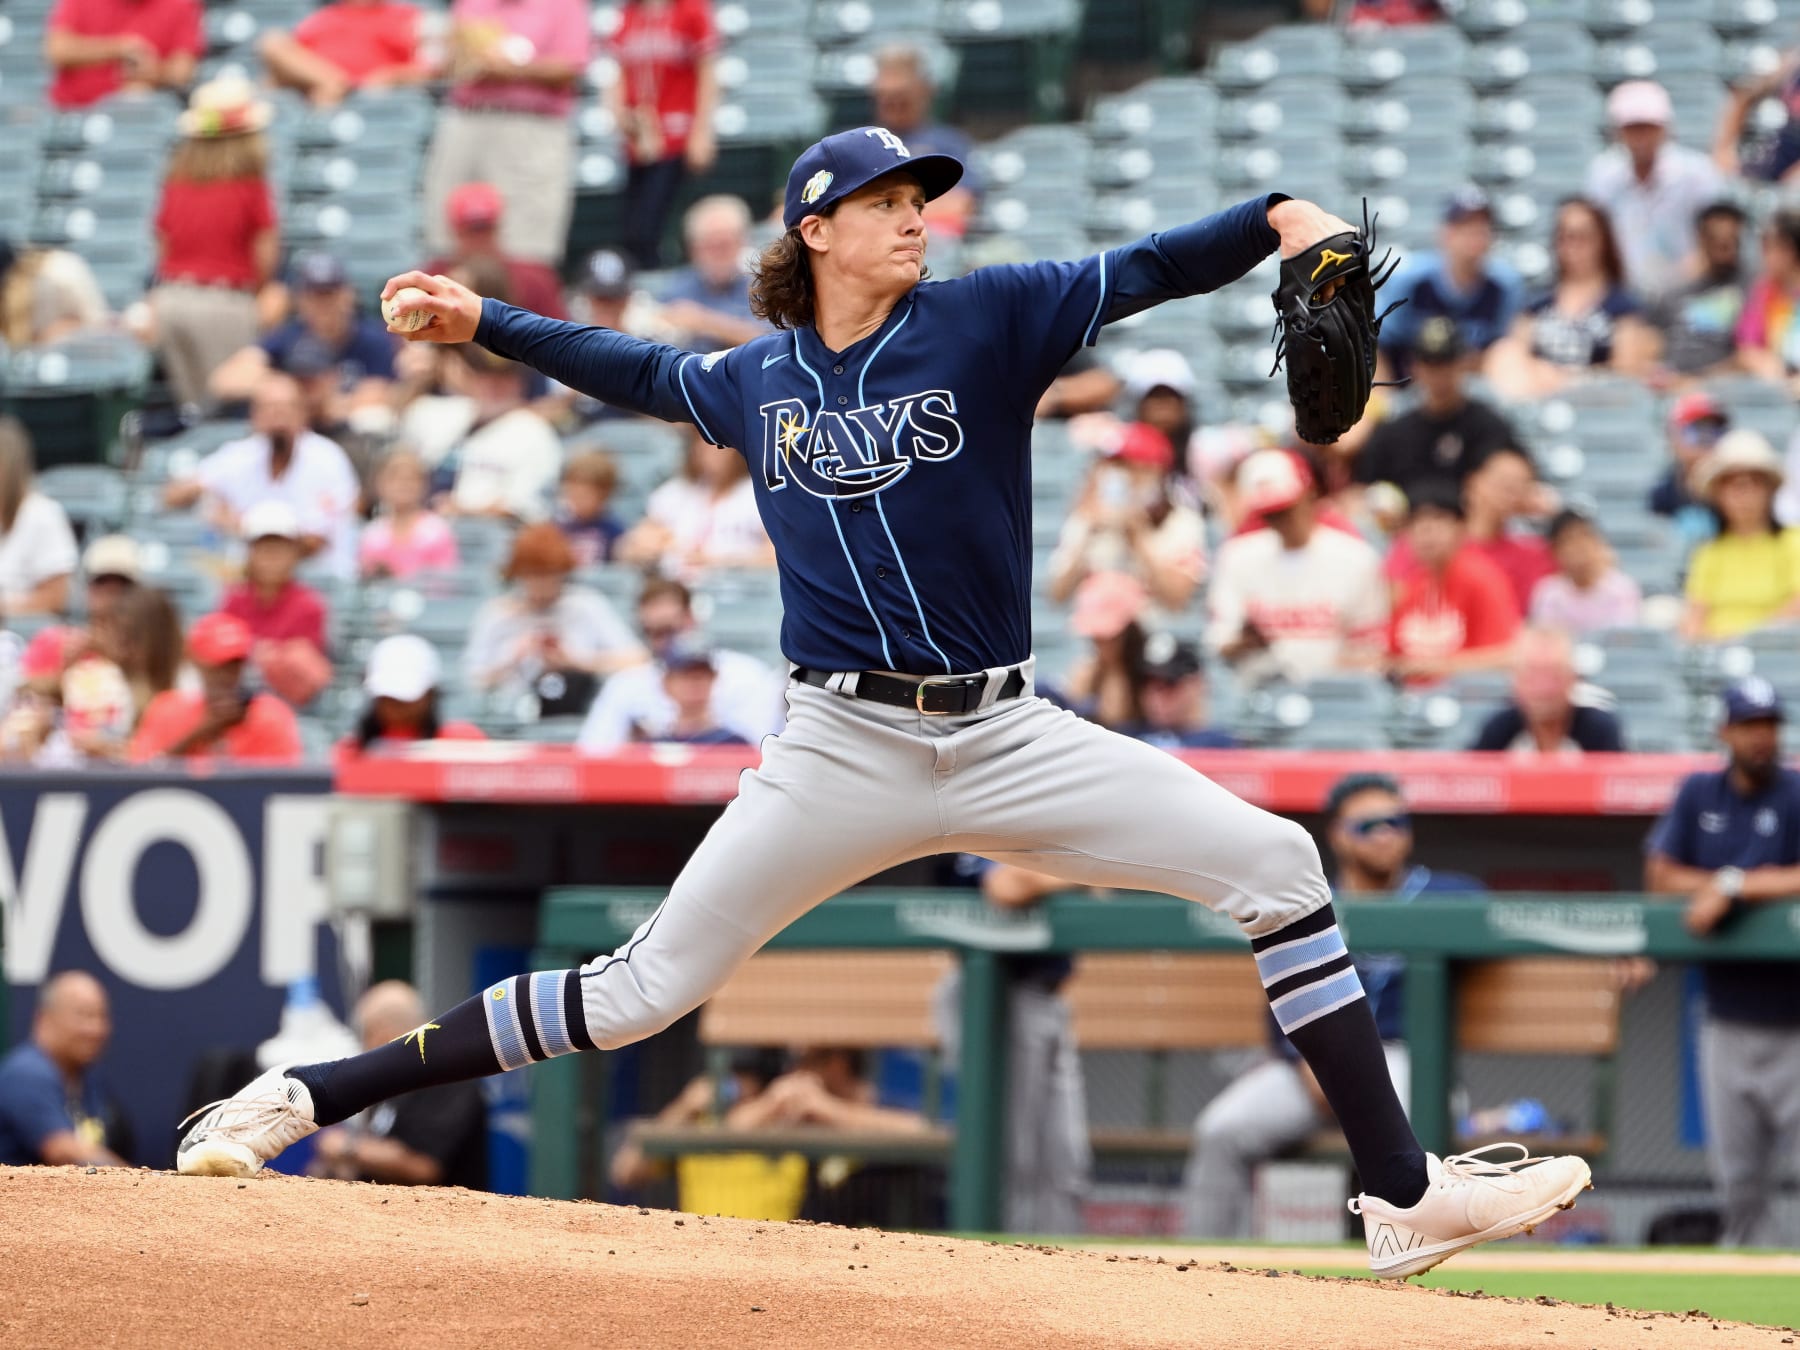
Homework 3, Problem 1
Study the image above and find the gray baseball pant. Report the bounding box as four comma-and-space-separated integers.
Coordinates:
573, 678, 1330, 1052
1701, 1015, 1800, 1247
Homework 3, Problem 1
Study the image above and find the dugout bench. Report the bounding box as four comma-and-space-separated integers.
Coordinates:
529, 890, 1800, 1232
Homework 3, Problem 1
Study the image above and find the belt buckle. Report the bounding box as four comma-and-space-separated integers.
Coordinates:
914, 673, 975, 715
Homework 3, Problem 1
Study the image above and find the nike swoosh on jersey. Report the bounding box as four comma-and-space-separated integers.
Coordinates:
762, 351, 790, 369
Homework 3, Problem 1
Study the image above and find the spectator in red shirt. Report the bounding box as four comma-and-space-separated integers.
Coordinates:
220, 501, 334, 708
45, 0, 202, 109
337, 634, 485, 760
1387, 483, 1521, 685
129, 612, 303, 764
148, 78, 280, 412
420, 182, 568, 320
1385, 447, 1554, 615
259, 0, 429, 106
606, 0, 720, 269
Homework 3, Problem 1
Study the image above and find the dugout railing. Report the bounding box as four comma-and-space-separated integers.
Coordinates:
529, 890, 1800, 1232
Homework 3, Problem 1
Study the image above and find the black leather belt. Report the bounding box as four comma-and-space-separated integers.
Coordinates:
793, 665, 1027, 715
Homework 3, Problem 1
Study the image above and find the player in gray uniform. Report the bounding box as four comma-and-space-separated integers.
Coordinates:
178, 127, 1589, 1277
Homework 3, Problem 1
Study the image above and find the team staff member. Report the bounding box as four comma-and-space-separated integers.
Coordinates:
182, 128, 1589, 1280
0, 972, 130, 1167
1646, 677, 1800, 1248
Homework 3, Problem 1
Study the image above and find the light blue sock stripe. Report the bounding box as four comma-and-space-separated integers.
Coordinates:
1269, 967, 1367, 1035
484, 977, 531, 1072
531, 970, 574, 1057
1253, 926, 1349, 987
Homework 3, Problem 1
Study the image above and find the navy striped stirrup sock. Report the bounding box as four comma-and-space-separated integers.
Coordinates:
1252, 904, 1429, 1208
287, 969, 593, 1128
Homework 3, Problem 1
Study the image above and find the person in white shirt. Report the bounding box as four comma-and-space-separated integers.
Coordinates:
163, 370, 362, 578
462, 523, 648, 708
0, 418, 79, 616
1584, 80, 1726, 300
1207, 449, 1388, 686
616, 424, 774, 579
400, 344, 563, 523
578, 576, 783, 751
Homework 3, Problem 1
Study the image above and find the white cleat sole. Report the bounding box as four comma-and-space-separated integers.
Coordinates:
176, 1139, 264, 1179
1370, 1159, 1594, 1280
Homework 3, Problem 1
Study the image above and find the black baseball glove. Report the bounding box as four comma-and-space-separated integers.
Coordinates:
1268, 205, 1403, 446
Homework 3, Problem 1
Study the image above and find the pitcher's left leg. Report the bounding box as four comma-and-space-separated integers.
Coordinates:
950, 702, 1589, 1275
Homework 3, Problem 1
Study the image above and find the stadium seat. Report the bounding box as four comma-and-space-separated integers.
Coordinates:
1210, 26, 1342, 92
35, 463, 128, 535
1340, 26, 1471, 90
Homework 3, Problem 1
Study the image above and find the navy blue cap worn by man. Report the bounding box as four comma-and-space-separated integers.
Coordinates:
1723, 676, 1785, 725
1442, 186, 1492, 224
781, 126, 964, 230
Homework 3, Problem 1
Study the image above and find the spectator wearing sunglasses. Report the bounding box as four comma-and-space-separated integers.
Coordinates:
1180, 772, 1484, 1238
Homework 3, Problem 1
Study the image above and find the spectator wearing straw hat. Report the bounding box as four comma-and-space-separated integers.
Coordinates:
149, 77, 281, 412
45, 0, 201, 109
129, 612, 303, 763
1682, 429, 1800, 641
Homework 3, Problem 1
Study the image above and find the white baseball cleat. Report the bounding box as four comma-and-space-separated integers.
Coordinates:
1350, 1143, 1593, 1279
176, 1063, 319, 1178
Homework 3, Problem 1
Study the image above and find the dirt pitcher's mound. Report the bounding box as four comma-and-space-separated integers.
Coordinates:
0, 1167, 1786, 1349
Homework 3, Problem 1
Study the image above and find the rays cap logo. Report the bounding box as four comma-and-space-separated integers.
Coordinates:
782, 126, 965, 230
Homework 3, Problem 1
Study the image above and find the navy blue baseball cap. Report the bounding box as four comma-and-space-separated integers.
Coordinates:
1723, 677, 1785, 725
781, 126, 964, 230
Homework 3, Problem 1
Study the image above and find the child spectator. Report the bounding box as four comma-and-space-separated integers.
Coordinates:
359, 446, 459, 580
555, 450, 626, 567
220, 501, 334, 707
1529, 510, 1642, 636
635, 636, 750, 745
260, 0, 429, 106
46, 0, 201, 108
149, 78, 280, 412
1682, 430, 1800, 640
338, 634, 484, 759
130, 612, 302, 764
1387, 484, 1521, 685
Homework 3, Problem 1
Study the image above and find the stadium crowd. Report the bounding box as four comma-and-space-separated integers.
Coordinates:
3, 0, 1800, 770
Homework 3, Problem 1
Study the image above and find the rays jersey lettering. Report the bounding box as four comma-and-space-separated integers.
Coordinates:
757, 390, 963, 498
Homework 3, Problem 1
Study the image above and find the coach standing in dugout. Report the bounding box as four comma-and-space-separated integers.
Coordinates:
1646, 677, 1800, 1247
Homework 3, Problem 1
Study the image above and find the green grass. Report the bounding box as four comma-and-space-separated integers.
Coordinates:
957, 1236, 1800, 1329
1293, 1266, 1800, 1329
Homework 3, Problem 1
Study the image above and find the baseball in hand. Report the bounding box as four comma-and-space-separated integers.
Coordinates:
382, 287, 434, 334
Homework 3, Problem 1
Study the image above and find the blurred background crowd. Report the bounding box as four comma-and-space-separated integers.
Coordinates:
5, 0, 1800, 763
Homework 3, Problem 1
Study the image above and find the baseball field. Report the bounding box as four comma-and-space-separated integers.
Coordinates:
4, 1167, 1796, 1349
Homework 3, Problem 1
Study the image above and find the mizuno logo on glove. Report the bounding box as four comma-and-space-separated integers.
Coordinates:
1310, 248, 1354, 282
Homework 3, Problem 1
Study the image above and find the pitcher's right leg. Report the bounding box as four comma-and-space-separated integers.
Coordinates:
178, 686, 940, 1177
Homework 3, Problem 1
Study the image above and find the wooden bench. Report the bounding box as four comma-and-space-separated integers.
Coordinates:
637, 949, 1623, 1166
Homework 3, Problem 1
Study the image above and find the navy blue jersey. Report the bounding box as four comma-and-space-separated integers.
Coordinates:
476, 195, 1284, 673
1646, 765, 1800, 1026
